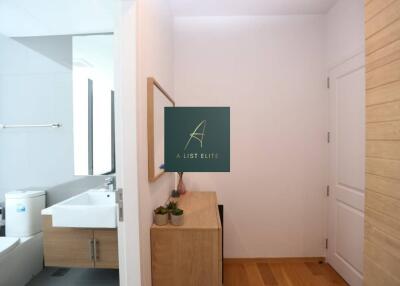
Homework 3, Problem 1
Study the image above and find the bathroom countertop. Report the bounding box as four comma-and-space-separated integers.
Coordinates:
152, 191, 220, 230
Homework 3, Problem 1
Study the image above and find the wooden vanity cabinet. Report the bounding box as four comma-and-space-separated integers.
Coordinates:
151, 192, 222, 286
42, 215, 118, 269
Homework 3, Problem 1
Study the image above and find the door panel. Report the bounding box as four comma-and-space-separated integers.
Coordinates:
328, 53, 365, 286
337, 68, 365, 192
94, 229, 119, 269
336, 203, 364, 273
42, 215, 94, 268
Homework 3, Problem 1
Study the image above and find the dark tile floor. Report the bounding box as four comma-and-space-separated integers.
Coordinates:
27, 267, 119, 286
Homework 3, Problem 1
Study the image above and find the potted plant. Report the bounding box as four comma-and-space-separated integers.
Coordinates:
154, 206, 168, 226
170, 208, 184, 226
166, 201, 177, 212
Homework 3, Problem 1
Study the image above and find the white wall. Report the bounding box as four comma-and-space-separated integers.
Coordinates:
0, 34, 74, 201
174, 16, 328, 258
136, 0, 174, 285
325, 0, 364, 69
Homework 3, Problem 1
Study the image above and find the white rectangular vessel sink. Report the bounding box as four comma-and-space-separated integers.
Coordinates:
51, 189, 117, 228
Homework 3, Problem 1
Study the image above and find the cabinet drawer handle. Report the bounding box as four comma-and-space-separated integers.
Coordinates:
94, 239, 99, 261
89, 239, 94, 261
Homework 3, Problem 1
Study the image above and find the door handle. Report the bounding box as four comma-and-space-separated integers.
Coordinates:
93, 239, 99, 262
89, 239, 94, 261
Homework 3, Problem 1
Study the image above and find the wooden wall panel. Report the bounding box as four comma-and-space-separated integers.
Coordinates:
365, 1, 400, 285
366, 81, 400, 105
366, 39, 400, 72
367, 100, 400, 122
365, 208, 400, 242
366, 18, 400, 55
366, 140, 400, 160
366, 121, 400, 140
366, 1, 400, 37
366, 191, 400, 219
366, 157, 400, 180
365, 222, 400, 255
366, 58, 400, 89
364, 257, 400, 286
366, 174, 400, 199
365, 0, 395, 22
365, 239, 400, 280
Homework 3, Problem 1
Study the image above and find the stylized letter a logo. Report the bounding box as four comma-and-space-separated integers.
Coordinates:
184, 120, 207, 150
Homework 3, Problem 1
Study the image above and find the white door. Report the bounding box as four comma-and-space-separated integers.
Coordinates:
327, 53, 365, 286
115, 1, 142, 286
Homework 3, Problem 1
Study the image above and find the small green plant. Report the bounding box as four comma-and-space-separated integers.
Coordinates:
166, 201, 177, 211
154, 206, 168, 215
171, 208, 184, 216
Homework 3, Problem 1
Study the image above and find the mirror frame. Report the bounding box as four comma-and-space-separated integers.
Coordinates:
147, 77, 175, 182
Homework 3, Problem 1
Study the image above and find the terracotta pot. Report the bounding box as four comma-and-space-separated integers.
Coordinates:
170, 214, 184, 226
154, 213, 168, 226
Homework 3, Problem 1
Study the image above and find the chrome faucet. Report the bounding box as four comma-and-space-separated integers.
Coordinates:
104, 177, 116, 192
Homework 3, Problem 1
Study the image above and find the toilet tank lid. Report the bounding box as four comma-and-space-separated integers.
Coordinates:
6, 189, 46, 199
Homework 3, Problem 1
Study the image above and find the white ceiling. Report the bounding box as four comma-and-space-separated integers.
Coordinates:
168, 0, 339, 17
0, 0, 114, 37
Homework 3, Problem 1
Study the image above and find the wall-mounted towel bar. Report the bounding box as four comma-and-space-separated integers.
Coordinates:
0, 123, 62, 129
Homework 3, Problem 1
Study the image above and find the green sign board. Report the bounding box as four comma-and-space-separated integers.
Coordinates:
165, 107, 230, 172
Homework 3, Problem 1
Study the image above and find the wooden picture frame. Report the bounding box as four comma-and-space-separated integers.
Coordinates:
147, 77, 175, 182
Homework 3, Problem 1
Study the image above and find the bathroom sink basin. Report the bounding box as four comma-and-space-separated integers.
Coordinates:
51, 189, 117, 228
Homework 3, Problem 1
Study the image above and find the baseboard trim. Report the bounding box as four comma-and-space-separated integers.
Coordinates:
224, 257, 326, 264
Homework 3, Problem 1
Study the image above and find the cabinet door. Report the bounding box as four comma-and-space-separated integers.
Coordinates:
93, 229, 119, 269
151, 228, 220, 286
43, 215, 94, 268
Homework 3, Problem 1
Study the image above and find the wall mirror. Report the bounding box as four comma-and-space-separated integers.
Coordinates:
73, 34, 115, 176
147, 77, 175, 182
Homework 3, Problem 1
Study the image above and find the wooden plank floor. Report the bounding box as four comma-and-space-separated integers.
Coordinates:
224, 260, 349, 286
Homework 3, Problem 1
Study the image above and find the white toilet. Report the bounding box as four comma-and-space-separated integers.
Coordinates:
0, 189, 46, 286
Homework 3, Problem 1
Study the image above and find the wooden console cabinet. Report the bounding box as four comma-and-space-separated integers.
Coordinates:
42, 215, 118, 269
151, 192, 222, 286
